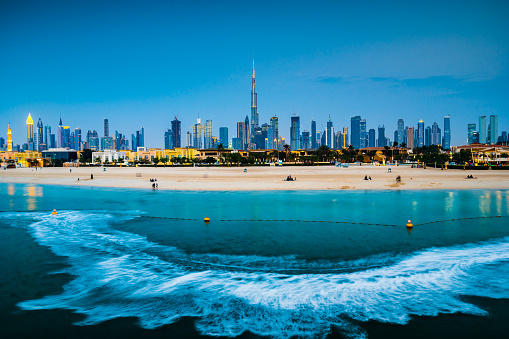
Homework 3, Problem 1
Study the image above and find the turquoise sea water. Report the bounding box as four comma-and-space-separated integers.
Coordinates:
1, 183, 509, 338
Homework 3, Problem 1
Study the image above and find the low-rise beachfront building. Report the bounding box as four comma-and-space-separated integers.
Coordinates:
454, 143, 509, 165
0, 150, 44, 167
42, 148, 78, 163
92, 150, 127, 164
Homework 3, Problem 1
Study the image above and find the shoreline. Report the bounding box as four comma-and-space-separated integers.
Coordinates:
1, 166, 508, 191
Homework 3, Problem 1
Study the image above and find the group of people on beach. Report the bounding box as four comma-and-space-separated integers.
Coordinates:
466, 174, 477, 179
364, 175, 372, 181
285, 175, 296, 181
150, 178, 158, 189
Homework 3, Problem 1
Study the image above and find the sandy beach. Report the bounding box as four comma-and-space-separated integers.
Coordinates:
1, 165, 508, 190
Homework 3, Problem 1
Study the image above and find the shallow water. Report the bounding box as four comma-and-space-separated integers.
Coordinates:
1, 184, 509, 338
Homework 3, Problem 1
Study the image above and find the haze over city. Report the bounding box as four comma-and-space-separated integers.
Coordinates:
1, 0, 508, 147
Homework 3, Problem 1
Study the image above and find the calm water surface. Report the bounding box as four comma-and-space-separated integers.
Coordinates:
1, 183, 508, 338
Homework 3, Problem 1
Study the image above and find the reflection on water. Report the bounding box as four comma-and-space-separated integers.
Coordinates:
479, 192, 491, 216
24, 186, 43, 211
495, 191, 503, 216
445, 192, 454, 212
8, 184, 15, 196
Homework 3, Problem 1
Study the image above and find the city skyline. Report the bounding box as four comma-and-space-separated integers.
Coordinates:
1, 1, 508, 147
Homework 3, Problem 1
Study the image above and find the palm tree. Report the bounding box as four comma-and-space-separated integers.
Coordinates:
217, 143, 225, 164
283, 144, 290, 162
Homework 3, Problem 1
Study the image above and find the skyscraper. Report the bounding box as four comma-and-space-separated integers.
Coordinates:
250, 59, 259, 137
26, 113, 34, 145
192, 119, 202, 149
377, 126, 385, 147
301, 131, 310, 150
290, 115, 300, 151
489, 115, 498, 145
351, 116, 361, 149
104, 118, 109, 137
58, 118, 64, 148
74, 128, 82, 150
431, 122, 441, 146
44, 126, 51, 149
467, 124, 476, 144
203, 119, 213, 149
425, 126, 431, 146
219, 127, 228, 147
397, 119, 405, 145
186, 131, 192, 148
326, 115, 334, 149
164, 129, 172, 149
479, 116, 487, 144
417, 120, 424, 147
368, 129, 375, 147
171, 117, 181, 148
243, 116, 250, 150
270, 116, 279, 150
36, 117, 44, 151
360, 119, 367, 148
311, 120, 317, 149
443, 116, 451, 149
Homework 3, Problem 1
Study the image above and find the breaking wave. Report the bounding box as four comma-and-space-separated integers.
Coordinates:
6, 211, 509, 338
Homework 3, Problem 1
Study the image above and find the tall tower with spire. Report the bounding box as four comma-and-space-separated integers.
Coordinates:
7, 122, 13, 152
250, 59, 258, 138
26, 113, 34, 145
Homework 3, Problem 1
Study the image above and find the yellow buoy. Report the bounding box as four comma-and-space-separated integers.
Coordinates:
204, 217, 210, 223
51, 209, 57, 215
406, 219, 413, 228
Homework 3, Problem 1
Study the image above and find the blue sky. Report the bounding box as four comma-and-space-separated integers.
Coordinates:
1, 0, 508, 147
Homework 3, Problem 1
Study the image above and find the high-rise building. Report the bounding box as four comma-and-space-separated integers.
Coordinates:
44, 126, 51, 149
192, 119, 202, 149
468, 123, 476, 144
186, 131, 192, 147
164, 129, 172, 149
219, 127, 228, 147
290, 115, 300, 150
311, 120, 317, 149
368, 129, 375, 147
343, 127, 349, 148
489, 115, 498, 145
417, 120, 424, 147
250, 59, 259, 137
360, 119, 367, 148
443, 116, 451, 149
104, 118, 109, 137
479, 116, 487, 144
171, 117, 181, 148
425, 126, 432, 146
431, 122, 441, 146
270, 116, 279, 150
397, 119, 405, 146
7, 122, 13, 152
26, 113, 34, 146
36, 117, 44, 151
203, 119, 213, 149
301, 131, 310, 150
407, 127, 415, 149
237, 121, 245, 150
326, 116, 334, 149
351, 116, 361, 149
243, 116, 250, 150
74, 128, 82, 150
377, 126, 385, 147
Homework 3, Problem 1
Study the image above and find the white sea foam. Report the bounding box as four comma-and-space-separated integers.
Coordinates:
9, 211, 509, 339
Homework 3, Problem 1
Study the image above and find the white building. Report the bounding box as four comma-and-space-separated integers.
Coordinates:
92, 150, 127, 164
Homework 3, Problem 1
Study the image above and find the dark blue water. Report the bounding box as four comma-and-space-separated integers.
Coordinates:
1, 183, 509, 338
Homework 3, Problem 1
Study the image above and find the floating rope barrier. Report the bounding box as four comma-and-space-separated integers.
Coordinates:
114, 213, 509, 228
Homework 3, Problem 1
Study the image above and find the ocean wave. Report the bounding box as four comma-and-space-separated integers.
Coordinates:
9, 211, 509, 339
